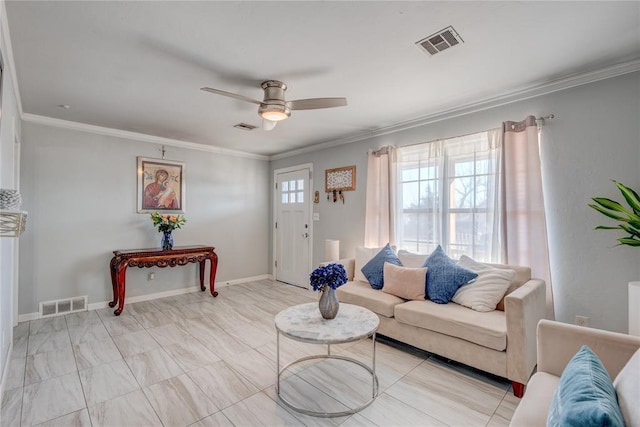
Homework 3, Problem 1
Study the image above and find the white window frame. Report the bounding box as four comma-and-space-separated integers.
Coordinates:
395, 131, 501, 261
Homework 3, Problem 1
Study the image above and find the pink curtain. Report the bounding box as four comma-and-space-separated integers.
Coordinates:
503, 116, 554, 319
364, 147, 395, 247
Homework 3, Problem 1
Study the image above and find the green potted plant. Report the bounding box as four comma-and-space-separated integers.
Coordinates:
589, 180, 640, 246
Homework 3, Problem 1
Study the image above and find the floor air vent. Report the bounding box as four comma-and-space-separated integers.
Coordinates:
416, 26, 464, 56
39, 296, 88, 318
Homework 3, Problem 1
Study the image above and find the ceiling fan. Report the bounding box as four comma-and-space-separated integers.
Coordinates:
201, 80, 347, 130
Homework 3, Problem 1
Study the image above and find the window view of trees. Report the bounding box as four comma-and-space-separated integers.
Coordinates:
397, 133, 499, 261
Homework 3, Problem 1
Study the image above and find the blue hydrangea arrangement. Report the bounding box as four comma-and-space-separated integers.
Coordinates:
310, 263, 348, 291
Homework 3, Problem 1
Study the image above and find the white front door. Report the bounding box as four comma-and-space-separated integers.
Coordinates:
275, 167, 312, 288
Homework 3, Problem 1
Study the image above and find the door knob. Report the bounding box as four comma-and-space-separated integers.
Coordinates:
302, 233, 309, 238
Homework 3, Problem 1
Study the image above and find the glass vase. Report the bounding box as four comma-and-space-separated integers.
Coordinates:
161, 230, 173, 250
318, 286, 339, 319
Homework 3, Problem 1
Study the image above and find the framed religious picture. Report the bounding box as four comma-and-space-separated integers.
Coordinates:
137, 157, 185, 213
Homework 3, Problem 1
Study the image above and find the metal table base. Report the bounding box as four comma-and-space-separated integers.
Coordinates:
276, 331, 379, 418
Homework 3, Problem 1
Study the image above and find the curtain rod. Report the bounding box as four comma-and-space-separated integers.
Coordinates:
370, 113, 555, 154
535, 114, 555, 127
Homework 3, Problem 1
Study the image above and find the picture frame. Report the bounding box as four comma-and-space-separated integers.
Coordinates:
325, 165, 356, 192
137, 157, 185, 213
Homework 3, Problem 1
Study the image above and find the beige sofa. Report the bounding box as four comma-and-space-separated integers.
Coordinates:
334, 257, 546, 397
510, 319, 640, 426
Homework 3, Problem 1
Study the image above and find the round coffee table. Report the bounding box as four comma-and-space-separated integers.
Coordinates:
274, 302, 380, 417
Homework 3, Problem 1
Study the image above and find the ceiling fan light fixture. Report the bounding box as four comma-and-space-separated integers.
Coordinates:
258, 103, 291, 121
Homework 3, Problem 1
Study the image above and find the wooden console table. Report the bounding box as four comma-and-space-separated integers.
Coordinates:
109, 245, 218, 316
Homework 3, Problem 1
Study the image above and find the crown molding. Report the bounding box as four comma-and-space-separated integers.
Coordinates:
270, 58, 640, 161
15, 55, 640, 163
21, 114, 270, 161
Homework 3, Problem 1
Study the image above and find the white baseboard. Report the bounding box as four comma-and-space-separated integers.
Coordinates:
17, 312, 39, 323
18, 274, 271, 323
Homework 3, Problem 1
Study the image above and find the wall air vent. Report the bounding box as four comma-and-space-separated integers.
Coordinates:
233, 123, 258, 131
415, 26, 464, 56
39, 295, 88, 318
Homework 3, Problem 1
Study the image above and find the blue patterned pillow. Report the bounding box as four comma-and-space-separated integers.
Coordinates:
361, 244, 401, 290
548, 345, 624, 427
422, 245, 477, 303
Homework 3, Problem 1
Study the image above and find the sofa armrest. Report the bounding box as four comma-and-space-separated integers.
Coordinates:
537, 319, 640, 378
505, 279, 546, 384
320, 258, 355, 281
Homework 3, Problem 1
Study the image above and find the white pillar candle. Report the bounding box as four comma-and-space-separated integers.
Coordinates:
629, 281, 640, 336
324, 239, 340, 262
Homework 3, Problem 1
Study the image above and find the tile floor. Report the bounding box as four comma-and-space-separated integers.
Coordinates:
1, 280, 520, 426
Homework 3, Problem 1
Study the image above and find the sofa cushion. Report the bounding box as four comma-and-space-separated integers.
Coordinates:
336, 281, 404, 318
354, 246, 386, 283
547, 345, 625, 427
510, 372, 560, 426
381, 263, 427, 301
394, 300, 507, 351
397, 249, 428, 268
452, 255, 516, 312
614, 348, 640, 427
361, 244, 401, 290
422, 246, 477, 304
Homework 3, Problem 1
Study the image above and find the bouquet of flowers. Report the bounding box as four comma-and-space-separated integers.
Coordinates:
150, 212, 186, 232
310, 263, 348, 291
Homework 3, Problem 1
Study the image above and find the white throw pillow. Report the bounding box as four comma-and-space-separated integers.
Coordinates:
354, 246, 385, 283
452, 255, 516, 312
397, 249, 428, 268
614, 348, 640, 426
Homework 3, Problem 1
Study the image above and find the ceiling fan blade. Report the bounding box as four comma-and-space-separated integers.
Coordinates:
262, 119, 277, 131
200, 87, 262, 105
287, 97, 347, 110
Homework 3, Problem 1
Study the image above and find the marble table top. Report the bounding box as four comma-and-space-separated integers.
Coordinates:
275, 302, 379, 344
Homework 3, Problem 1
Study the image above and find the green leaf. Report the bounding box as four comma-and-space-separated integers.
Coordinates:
589, 203, 628, 221
593, 197, 640, 222
594, 225, 623, 230
615, 181, 640, 215
619, 224, 640, 238
592, 197, 630, 214
618, 237, 640, 247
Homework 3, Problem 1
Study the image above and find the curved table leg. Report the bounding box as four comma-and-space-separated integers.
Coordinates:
199, 260, 206, 292
108, 257, 119, 308
114, 265, 127, 316
209, 253, 219, 297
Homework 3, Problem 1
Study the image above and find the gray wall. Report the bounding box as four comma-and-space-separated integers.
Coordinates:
0, 27, 21, 391
18, 122, 270, 315
271, 71, 640, 333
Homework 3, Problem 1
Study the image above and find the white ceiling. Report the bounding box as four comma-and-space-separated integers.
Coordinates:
5, 1, 640, 157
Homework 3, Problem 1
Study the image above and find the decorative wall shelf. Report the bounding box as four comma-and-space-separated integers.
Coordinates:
0, 210, 28, 237
325, 165, 356, 192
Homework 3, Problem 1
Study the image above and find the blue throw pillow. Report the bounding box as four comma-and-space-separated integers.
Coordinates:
361, 244, 401, 290
547, 345, 625, 427
422, 245, 477, 304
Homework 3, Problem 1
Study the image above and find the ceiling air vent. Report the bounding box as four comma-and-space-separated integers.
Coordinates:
416, 26, 464, 56
233, 123, 258, 131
